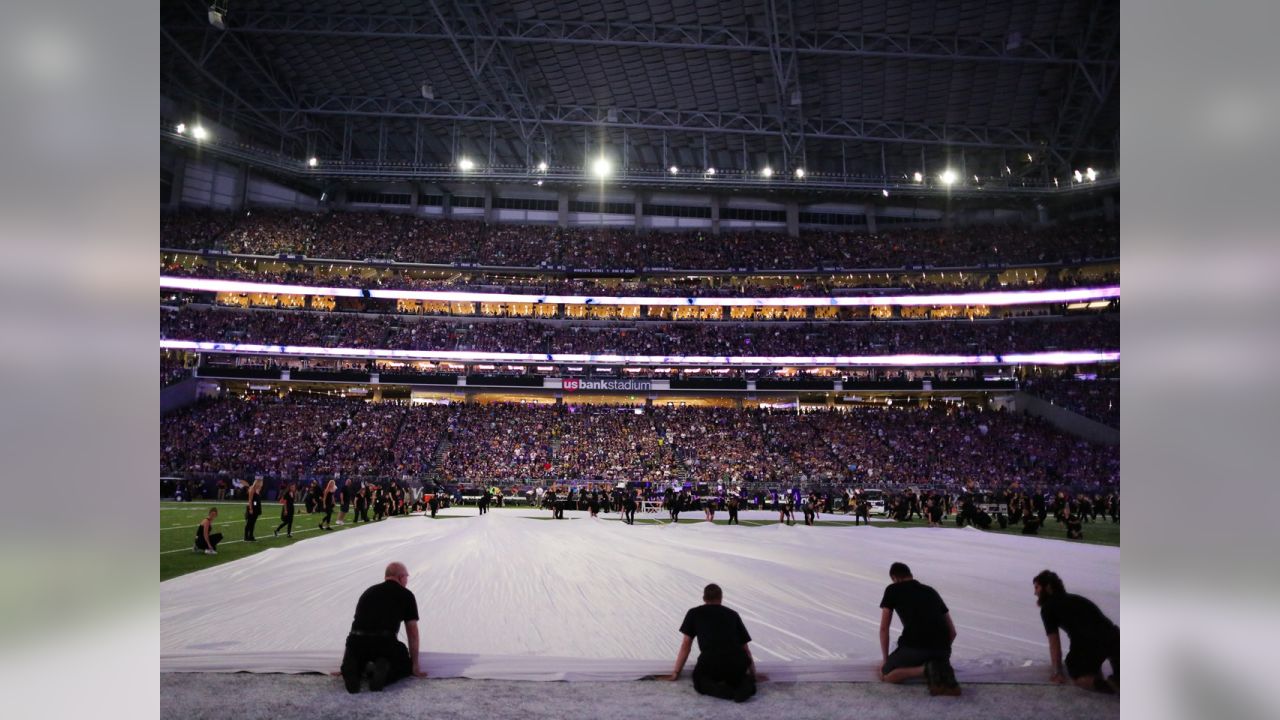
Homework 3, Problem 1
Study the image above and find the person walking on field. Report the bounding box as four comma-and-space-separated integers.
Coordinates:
244, 477, 263, 541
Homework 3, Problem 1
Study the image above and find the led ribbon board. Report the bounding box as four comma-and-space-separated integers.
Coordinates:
160, 340, 1118, 367
161, 277, 1120, 308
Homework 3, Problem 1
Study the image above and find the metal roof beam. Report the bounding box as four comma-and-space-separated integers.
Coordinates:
424, 1, 551, 161
204, 11, 1114, 66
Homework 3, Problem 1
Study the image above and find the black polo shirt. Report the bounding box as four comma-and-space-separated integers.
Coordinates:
880, 579, 951, 650
1040, 592, 1116, 643
679, 604, 751, 657
350, 580, 419, 635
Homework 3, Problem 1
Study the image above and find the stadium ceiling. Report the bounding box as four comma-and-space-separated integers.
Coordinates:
161, 0, 1118, 185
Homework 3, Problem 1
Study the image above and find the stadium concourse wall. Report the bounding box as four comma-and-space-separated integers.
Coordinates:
1013, 391, 1119, 446
166, 148, 1057, 237
161, 376, 199, 414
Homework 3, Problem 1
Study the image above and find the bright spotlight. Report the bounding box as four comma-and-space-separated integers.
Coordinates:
191, 126, 208, 141
458, 157, 475, 171
794, 168, 805, 178
706, 167, 716, 175
537, 161, 548, 172
881, 189, 890, 197
973, 175, 980, 183
535, 180, 543, 186
912, 171, 923, 183
175, 123, 186, 135
1085, 167, 1098, 182
1026, 153, 1034, 162
1073, 170, 1083, 183
592, 157, 612, 178
939, 169, 957, 186
669, 165, 679, 175
761, 166, 773, 178
307, 157, 318, 168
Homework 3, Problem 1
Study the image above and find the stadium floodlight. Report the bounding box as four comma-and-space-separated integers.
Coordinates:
669, 165, 679, 175
1026, 153, 1034, 162
912, 171, 923, 183
939, 169, 957, 186
882, 189, 890, 197
1073, 170, 1084, 183
592, 156, 612, 178
307, 157, 318, 168
191, 126, 208, 141
175, 123, 186, 135
973, 175, 980, 184
794, 168, 805, 178
535, 180, 543, 186
458, 157, 475, 171
537, 161, 548, 172
761, 166, 774, 178
706, 167, 716, 175
1086, 167, 1098, 182
1054, 177, 1059, 187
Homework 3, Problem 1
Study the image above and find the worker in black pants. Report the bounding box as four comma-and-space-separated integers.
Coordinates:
623, 490, 637, 525
339, 562, 428, 693
727, 495, 740, 525
244, 478, 263, 541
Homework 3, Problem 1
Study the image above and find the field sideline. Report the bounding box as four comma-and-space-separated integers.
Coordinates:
160, 501, 1119, 581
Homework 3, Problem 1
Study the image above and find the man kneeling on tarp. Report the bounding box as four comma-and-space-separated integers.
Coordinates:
878, 562, 961, 695
339, 562, 428, 693
665, 583, 763, 702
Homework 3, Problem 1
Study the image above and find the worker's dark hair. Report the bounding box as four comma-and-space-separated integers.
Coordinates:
1033, 570, 1065, 596
703, 583, 723, 602
889, 562, 912, 580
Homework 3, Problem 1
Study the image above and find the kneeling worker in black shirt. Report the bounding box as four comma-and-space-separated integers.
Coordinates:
878, 562, 961, 695
1034, 570, 1119, 693
340, 562, 428, 693
665, 583, 762, 702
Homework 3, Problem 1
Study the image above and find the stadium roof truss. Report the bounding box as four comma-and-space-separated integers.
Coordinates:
160, 0, 1119, 191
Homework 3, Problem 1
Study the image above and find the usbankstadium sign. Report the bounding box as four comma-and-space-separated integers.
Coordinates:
559, 378, 652, 392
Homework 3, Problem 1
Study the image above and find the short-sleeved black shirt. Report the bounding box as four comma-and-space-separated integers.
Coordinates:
1039, 593, 1116, 643
879, 579, 951, 650
350, 580, 420, 635
679, 604, 751, 656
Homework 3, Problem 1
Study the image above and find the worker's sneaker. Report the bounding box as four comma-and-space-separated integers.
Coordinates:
204, 549, 217, 555
342, 663, 365, 694
368, 658, 391, 692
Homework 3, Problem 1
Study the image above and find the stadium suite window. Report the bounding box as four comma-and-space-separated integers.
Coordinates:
452, 196, 485, 208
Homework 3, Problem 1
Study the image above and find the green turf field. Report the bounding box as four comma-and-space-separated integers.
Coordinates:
161, 503, 1118, 581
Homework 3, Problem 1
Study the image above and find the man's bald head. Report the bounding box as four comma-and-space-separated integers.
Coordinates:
385, 562, 409, 586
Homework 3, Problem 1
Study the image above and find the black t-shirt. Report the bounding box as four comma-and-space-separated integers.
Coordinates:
879, 579, 951, 650
679, 604, 751, 657
1039, 593, 1116, 644
350, 580, 420, 635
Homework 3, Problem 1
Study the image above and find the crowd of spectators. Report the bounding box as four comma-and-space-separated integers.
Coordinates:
161, 352, 189, 387
1022, 376, 1120, 427
161, 306, 1119, 356
163, 255, 1119, 297
161, 396, 1119, 490
161, 209, 237, 250
162, 209, 1118, 271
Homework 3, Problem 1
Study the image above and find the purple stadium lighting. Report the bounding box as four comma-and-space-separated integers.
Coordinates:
159, 340, 1118, 367
160, 277, 1119, 309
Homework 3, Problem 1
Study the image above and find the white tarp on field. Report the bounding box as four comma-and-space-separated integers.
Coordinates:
161, 509, 1118, 682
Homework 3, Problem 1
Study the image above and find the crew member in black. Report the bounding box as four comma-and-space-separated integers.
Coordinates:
669, 492, 682, 523
479, 487, 491, 515
274, 483, 296, 538
337, 479, 353, 526
319, 479, 336, 531
244, 478, 263, 541
354, 486, 370, 523
878, 562, 960, 695
427, 489, 440, 519
802, 493, 817, 526
927, 498, 943, 528
623, 490, 637, 525
1033, 570, 1119, 693
854, 495, 870, 526
339, 562, 427, 693
193, 508, 222, 554
726, 495, 740, 525
666, 583, 761, 702
1064, 508, 1084, 540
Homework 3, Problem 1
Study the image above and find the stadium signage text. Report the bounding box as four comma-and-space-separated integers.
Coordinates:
562, 378, 652, 392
